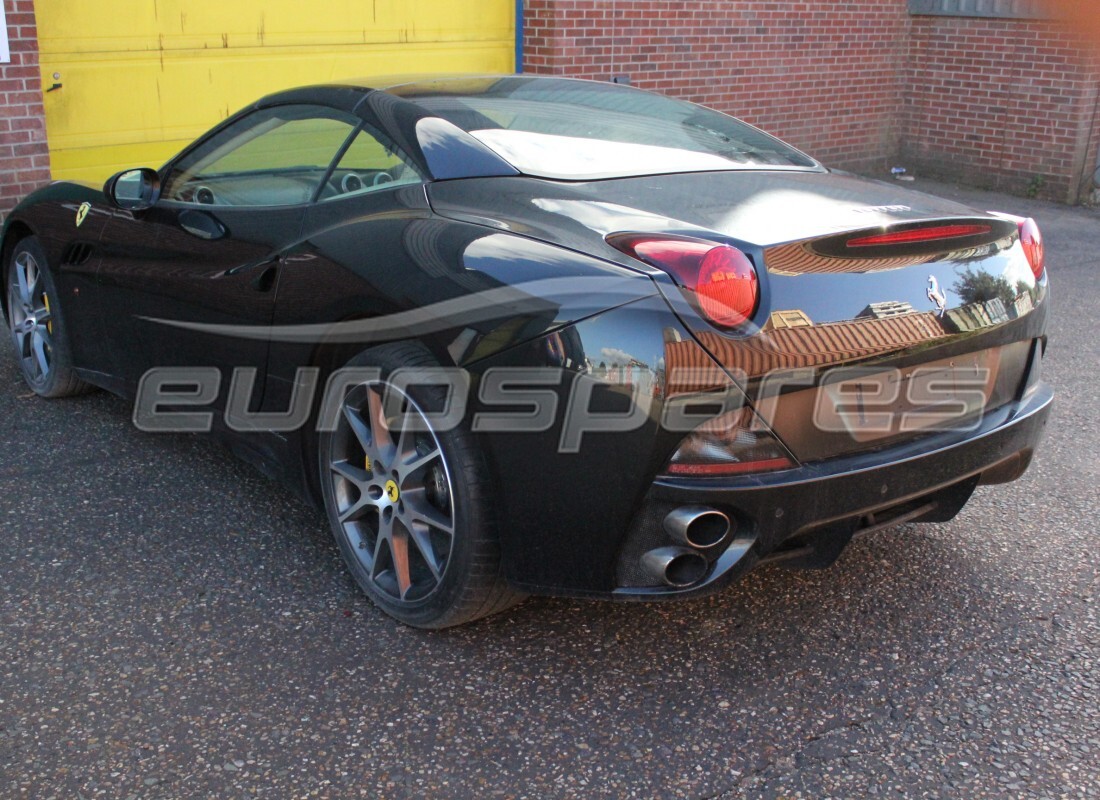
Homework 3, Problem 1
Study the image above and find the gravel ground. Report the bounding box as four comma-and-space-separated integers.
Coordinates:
1, 180, 1097, 799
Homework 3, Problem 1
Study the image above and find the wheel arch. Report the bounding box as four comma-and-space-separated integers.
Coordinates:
0, 219, 36, 324
296, 328, 457, 508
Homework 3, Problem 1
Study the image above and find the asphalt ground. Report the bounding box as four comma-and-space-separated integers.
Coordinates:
1, 180, 1097, 799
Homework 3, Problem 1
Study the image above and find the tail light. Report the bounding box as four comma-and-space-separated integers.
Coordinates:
1017, 217, 1045, 280
989, 212, 1045, 281
846, 224, 992, 248
608, 234, 759, 328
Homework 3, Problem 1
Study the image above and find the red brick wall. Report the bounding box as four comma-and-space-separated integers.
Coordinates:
524, 0, 910, 174
901, 15, 1100, 203
0, 0, 50, 225
525, 1, 1100, 203
2, 2, 1098, 217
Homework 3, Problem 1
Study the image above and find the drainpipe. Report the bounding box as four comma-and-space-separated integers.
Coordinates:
515, 0, 524, 73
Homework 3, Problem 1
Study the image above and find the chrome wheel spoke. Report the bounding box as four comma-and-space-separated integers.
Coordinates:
338, 495, 372, 525
13, 253, 33, 306
403, 489, 454, 535
7, 286, 24, 326
390, 525, 414, 599
26, 256, 41, 298
371, 513, 394, 583
394, 413, 419, 462
371, 538, 387, 580
12, 324, 27, 356
397, 444, 442, 483
366, 386, 397, 465
32, 331, 50, 379
330, 458, 370, 486
342, 404, 374, 456
408, 526, 444, 582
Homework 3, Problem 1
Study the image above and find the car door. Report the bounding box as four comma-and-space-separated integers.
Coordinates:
93, 103, 363, 405
260, 118, 432, 412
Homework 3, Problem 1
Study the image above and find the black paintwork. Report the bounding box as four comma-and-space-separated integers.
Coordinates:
0, 75, 1052, 598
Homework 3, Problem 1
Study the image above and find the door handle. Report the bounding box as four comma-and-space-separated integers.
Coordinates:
226, 255, 280, 276
224, 255, 280, 292
250, 265, 279, 293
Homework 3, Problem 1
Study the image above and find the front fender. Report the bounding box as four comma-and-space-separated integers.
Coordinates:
1, 180, 106, 323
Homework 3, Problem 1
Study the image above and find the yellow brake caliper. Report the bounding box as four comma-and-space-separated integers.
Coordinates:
43, 294, 52, 334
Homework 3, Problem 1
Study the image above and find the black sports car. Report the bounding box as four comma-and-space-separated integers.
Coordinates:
2, 75, 1051, 628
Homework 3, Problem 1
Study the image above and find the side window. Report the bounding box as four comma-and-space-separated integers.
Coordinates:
162, 105, 358, 207
320, 124, 423, 201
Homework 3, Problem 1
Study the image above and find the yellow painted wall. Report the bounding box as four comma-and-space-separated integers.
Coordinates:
35, 1, 515, 184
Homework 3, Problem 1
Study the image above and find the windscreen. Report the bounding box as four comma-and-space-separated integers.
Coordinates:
403, 77, 819, 180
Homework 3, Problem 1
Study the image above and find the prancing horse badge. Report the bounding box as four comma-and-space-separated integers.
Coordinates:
75, 202, 90, 227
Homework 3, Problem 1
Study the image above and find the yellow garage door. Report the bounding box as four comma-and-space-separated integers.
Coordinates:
35, 0, 516, 183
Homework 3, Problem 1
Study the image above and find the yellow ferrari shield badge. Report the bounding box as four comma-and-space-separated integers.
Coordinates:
75, 202, 91, 227
384, 480, 400, 503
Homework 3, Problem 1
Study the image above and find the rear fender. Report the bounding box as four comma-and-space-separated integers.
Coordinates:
260, 211, 661, 506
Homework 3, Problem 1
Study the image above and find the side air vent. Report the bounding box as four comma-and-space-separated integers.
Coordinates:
62, 242, 95, 266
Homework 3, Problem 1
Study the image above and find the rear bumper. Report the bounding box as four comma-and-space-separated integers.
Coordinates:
612, 382, 1053, 599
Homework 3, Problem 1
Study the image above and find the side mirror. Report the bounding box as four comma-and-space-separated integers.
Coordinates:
103, 167, 161, 211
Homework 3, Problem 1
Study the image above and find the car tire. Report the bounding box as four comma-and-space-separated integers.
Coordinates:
319, 342, 525, 628
4, 236, 91, 398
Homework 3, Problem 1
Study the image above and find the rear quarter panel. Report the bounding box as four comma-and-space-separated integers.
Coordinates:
261, 185, 662, 508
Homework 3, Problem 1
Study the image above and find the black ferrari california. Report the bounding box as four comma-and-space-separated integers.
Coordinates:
1, 76, 1051, 627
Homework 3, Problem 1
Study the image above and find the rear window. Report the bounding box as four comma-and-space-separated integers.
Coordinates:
404, 77, 819, 180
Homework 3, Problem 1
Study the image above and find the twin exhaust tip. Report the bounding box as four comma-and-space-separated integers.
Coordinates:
664, 506, 731, 550
641, 547, 711, 588
642, 507, 736, 588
